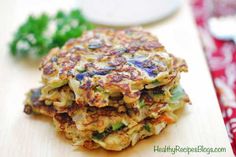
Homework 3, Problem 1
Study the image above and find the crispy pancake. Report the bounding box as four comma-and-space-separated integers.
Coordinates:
24, 86, 189, 151
39, 28, 187, 107
24, 28, 190, 151
24, 84, 189, 118
53, 112, 169, 151
25, 71, 182, 114
24, 85, 189, 136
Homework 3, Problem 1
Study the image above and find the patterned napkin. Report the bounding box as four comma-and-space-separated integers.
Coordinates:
191, 0, 236, 155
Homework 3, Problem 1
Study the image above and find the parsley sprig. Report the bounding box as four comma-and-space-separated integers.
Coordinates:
9, 9, 94, 58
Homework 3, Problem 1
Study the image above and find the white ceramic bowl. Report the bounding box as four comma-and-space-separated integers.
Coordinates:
81, 0, 181, 26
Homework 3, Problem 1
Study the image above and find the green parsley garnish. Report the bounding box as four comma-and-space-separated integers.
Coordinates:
9, 9, 94, 58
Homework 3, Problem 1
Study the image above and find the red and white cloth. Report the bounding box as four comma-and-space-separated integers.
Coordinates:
191, 0, 236, 155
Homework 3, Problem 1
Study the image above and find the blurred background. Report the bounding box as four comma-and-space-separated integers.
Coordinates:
191, 0, 236, 154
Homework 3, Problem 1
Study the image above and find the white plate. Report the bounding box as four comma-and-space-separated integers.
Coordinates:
81, 0, 181, 26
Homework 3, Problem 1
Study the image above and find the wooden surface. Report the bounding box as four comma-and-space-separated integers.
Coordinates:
0, 0, 234, 157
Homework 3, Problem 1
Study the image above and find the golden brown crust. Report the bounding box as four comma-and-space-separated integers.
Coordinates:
39, 28, 187, 107
24, 28, 190, 151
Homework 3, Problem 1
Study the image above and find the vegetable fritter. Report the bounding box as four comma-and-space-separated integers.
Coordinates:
24, 28, 190, 151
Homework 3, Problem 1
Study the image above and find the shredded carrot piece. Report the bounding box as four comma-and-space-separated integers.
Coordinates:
159, 115, 175, 124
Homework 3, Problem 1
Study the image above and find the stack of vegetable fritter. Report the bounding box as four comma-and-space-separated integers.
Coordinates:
24, 28, 190, 151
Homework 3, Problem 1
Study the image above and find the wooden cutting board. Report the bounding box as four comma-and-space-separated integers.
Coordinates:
0, 0, 234, 157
